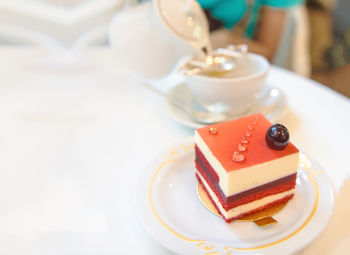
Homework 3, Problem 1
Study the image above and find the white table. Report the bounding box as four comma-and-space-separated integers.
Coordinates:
0, 46, 349, 255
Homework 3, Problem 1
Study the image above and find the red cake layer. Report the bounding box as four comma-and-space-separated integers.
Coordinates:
196, 163, 296, 211
195, 145, 296, 210
196, 174, 294, 223
196, 162, 295, 211
196, 113, 299, 173
195, 145, 220, 182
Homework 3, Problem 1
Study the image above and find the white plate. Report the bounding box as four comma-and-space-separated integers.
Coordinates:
134, 137, 334, 255
164, 83, 287, 128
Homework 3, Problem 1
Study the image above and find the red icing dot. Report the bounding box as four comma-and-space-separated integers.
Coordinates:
230, 115, 261, 163
238, 143, 247, 151
209, 127, 217, 135
247, 124, 254, 131
241, 137, 249, 144
232, 152, 245, 162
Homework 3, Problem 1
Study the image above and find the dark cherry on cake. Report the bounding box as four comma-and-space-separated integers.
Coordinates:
265, 124, 290, 150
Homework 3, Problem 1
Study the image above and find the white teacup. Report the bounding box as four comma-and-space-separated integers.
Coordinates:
184, 53, 269, 114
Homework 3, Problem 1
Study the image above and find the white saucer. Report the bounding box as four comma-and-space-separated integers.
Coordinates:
164, 83, 287, 128
134, 137, 334, 255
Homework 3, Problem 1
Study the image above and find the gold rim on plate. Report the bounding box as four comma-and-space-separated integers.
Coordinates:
147, 143, 320, 252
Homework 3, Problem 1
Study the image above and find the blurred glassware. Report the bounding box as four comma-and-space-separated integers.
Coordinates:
0, 0, 124, 71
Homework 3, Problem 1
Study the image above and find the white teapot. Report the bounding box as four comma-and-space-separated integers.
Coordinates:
108, 0, 210, 79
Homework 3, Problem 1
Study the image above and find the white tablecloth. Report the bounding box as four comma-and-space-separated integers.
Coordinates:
0, 0, 124, 45
0, 47, 349, 255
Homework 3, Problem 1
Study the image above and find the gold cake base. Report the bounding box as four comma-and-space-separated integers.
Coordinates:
197, 183, 288, 227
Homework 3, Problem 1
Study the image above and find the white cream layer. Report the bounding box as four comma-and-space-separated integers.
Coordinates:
197, 170, 294, 220
195, 131, 299, 197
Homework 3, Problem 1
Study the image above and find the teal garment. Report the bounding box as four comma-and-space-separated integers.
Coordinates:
197, 0, 303, 38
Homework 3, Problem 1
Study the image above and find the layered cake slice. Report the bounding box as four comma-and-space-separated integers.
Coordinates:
195, 113, 299, 223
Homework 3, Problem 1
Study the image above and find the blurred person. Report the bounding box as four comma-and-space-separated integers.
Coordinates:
135, 0, 309, 75
198, 0, 303, 61
309, 0, 350, 97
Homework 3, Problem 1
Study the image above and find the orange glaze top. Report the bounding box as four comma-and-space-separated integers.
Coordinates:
196, 113, 299, 172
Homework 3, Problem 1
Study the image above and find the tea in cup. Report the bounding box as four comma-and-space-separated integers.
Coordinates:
184, 53, 269, 115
